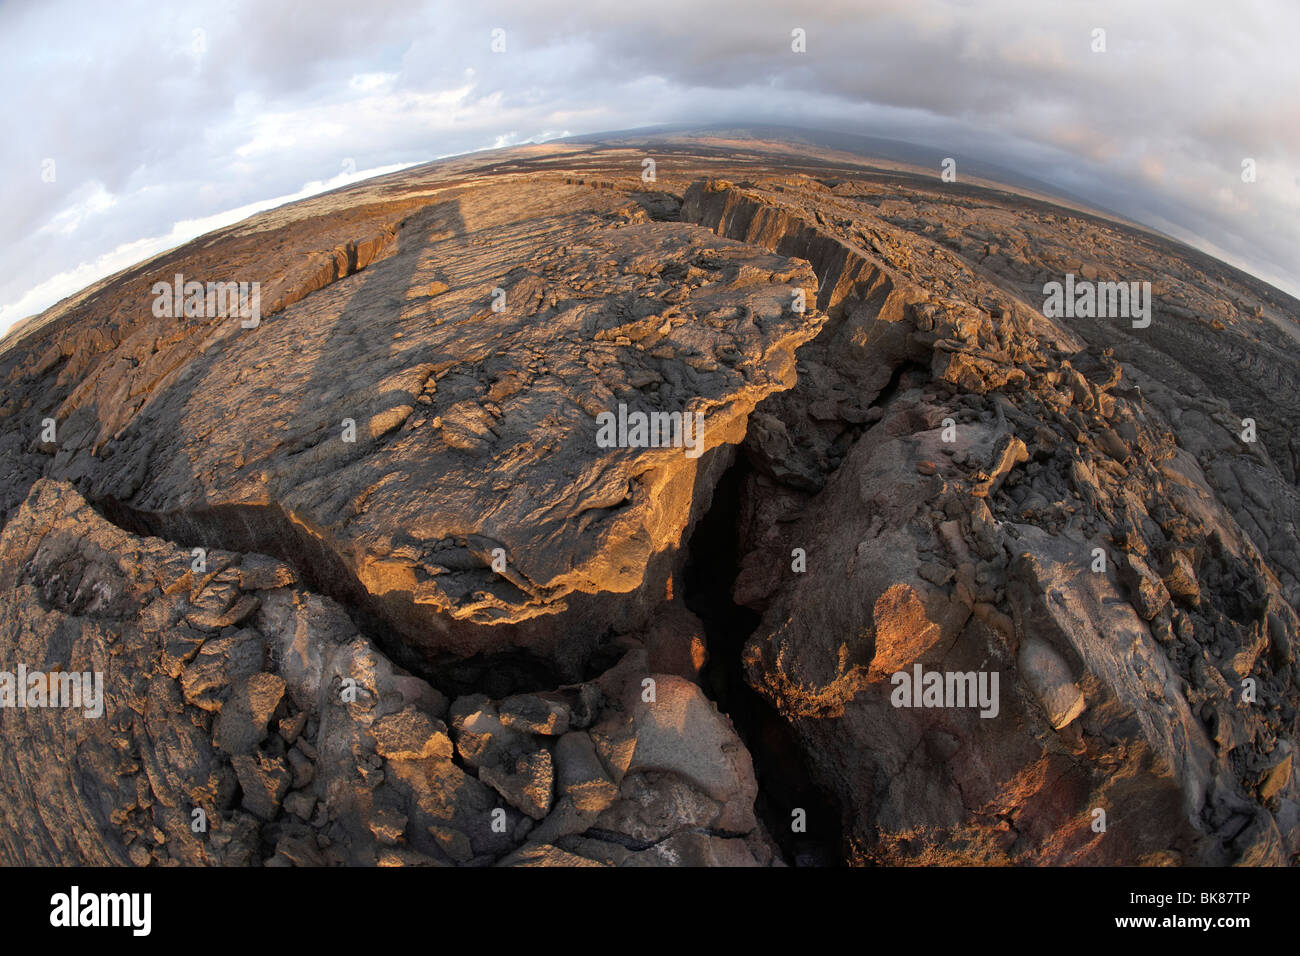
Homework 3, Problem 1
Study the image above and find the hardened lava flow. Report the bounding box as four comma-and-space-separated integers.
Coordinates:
0, 130, 1296, 867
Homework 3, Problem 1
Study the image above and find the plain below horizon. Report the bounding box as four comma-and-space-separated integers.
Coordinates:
3, 124, 1298, 348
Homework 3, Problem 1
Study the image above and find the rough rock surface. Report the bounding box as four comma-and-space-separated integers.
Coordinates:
682, 163, 1299, 865
3, 176, 820, 679
0, 131, 1297, 865
0, 479, 773, 865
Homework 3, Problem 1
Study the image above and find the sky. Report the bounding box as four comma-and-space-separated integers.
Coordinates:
1, 0, 1297, 337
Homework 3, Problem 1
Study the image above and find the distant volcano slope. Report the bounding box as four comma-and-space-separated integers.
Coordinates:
0, 134, 1296, 866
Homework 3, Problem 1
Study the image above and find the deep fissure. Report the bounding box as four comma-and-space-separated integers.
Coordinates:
74, 367, 853, 867
681, 455, 845, 866
85, 438, 849, 865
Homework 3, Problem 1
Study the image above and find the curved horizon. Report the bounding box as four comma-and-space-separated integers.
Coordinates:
2, 0, 1297, 337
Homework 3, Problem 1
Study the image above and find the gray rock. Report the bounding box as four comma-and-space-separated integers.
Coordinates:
555, 731, 619, 813
214, 672, 286, 755
627, 676, 757, 833
497, 693, 570, 736
1017, 638, 1086, 730
372, 706, 453, 761
232, 752, 292, 822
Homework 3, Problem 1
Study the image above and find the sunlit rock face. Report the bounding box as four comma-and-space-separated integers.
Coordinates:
1, 132, 1296, 866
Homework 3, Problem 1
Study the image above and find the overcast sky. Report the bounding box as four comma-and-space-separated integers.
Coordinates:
2, 0, 1297, 336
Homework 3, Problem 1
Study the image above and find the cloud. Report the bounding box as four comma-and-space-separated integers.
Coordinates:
1, 0, 1296, 337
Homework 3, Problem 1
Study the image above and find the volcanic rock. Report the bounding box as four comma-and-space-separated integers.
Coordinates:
1, 131, 1297, 867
